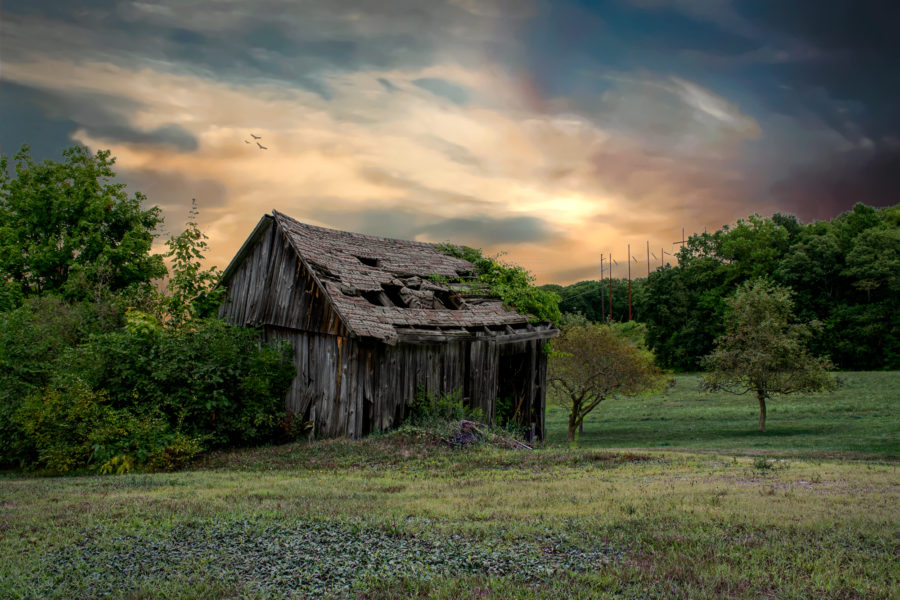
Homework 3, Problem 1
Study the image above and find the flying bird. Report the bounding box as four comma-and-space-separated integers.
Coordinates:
257, 142, 268, 150
250, 133, 261, 139
244, 140, 250, 144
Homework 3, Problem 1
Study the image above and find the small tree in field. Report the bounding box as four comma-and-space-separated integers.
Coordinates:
702, 279, 837, 432
549, 321, 665, 444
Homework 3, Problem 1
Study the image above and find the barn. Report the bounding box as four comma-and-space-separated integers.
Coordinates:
219, 211, 558, 440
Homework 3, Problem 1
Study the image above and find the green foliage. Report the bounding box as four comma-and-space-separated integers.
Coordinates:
702, 279, 837, 432
163, 199, 226, 325
0, 297, 123, 467
0, 146, 295, 473
63, 318, 295, 450
632, 203, 900, 370
14, 378, 195, 475
0, 145, 166, 301
4, 315, 293, 473
435, 243, 561, 324
407, 387, 481, 427
549, 322, 665, 444
0, 279, 22, 312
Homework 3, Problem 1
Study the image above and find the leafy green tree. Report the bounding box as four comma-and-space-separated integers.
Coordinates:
549, 322, 665, 444
702, 279, 837, 432
0, 145, 166, 300
716, 214, 792, 283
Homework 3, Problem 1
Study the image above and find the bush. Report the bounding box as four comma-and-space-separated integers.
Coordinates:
1, 304, 294, 473
0, 297, 124, 467
61, 316, 295, 449
14, 378, 197, 475
407, 387, 482, 427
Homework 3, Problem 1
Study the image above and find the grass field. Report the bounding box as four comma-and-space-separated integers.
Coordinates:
546, 372, 900, 458
0, 372, 897, 599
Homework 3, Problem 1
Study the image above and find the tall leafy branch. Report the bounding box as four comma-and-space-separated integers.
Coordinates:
163, 199, 225, 325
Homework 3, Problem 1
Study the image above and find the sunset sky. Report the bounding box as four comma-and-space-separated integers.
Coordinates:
1, 0, 897, 283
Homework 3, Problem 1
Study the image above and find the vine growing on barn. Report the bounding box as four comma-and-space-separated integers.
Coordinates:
434, 243, 561, 324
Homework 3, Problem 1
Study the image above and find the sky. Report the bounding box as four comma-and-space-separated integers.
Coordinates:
1, 0, 898, 284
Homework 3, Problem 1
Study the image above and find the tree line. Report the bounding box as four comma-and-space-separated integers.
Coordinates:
545, 205, 900, 371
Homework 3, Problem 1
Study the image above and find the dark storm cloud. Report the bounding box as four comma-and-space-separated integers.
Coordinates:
0, 3, 455, 107
770, 145, 900, 223
520, 0, 761, 102
0, 83, 197, 153
1, 0, 515, 89
620, 0, 900, 220
0, 82, 79, 159
730, 0, 900, 218
735, 0, 900, 137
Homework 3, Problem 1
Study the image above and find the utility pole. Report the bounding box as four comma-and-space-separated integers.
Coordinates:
608, 252, 613, 323
673, 227, 687, 262
646, 240, 651, 277
627, 243, 632, 322
673, 229, 687, 247
599, 254, 605, 320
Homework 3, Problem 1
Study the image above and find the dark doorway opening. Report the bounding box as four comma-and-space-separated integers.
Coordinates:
496, 351, 530, 429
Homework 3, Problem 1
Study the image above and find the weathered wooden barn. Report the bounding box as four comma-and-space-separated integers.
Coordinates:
219, 211, 558, 439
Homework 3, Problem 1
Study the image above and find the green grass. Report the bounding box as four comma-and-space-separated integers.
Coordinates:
547, 371, 900, 459
0, 372, 897, 599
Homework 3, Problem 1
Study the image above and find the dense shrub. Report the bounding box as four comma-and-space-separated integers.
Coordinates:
0, 297, 123, 467
1, 305, 294, 473
15, 378, 202, 475
407, 387, 482, 427
61, 316, 296, 450
0, 146, 296, 475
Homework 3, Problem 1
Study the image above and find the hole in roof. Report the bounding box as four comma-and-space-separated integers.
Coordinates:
362, 290, 390, 307
434, 289, 463, 310
381, 284, 407, 308
355, 256, 380, 267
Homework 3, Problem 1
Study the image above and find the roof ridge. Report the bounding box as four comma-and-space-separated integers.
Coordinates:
271, 209, 442, 248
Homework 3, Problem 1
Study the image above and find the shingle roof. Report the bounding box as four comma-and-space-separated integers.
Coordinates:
272, 210, 541, 342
